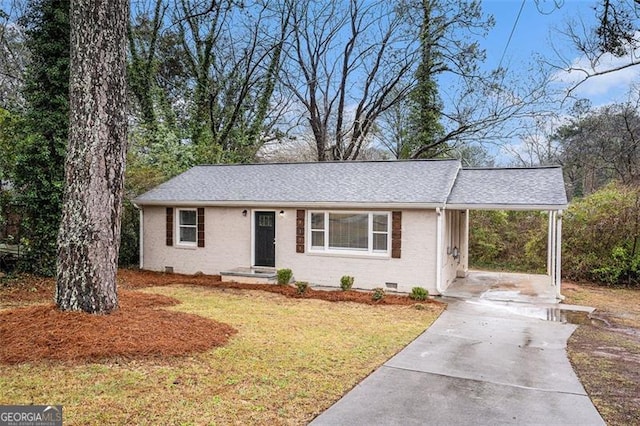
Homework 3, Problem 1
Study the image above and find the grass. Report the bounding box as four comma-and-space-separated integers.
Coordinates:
0, 285, 442, 425
563, 282, 640, 425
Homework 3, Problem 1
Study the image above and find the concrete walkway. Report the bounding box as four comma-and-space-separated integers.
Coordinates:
311, 299, 605, 425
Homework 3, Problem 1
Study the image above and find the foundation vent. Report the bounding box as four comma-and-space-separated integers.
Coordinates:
165, 266, 174, 273
385, 282, 398, 290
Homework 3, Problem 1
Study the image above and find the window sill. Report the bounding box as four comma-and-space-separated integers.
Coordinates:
306, 250, 390, 260
175, 243, 198, 250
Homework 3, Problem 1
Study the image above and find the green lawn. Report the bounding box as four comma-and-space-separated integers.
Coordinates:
0, 285, 443, 425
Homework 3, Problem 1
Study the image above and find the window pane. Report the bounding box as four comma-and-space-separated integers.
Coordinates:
180, 226, 196, 242
329, 213, 368, 249
311, 230, 325, 247
311, 212, 324, 230
373, 214, 388, 232
180, 210, 196, 226
258, 215, 273, 227
373, 233, 388, 251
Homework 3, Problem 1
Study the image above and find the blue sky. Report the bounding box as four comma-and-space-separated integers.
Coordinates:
481, 0, 638, 107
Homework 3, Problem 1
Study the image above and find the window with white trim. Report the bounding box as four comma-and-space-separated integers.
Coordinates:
177, 208, 197, 245
309, 211, 390, 254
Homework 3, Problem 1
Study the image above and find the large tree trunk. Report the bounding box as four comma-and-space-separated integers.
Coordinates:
56, 0, 129, 314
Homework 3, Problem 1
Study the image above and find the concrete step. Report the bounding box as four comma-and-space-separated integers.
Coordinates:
220, 267, 277, 284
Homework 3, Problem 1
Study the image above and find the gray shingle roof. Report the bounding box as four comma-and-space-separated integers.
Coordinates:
134, 160, 461, 207
446, 166, 568, 209
134, 160, 568, 210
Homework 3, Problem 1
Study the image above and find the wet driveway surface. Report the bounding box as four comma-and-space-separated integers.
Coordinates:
443, 270, 559, 303
311, 297, 605, 425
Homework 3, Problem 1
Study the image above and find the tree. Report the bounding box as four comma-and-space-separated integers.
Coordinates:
376, 89, 411, 159
56, 0, 129, 313
125, 0, 291, 167
176, 0, 290, 163
403, 0, 546, 159
287, 0, 547, 162
551, 0, 640, 95
0, 1, 29, 110
552, 100, 640, 197
127, 0, 166, 135
403, 0, 447, 158
12, 0, 69, 275
283, 0, 417, 161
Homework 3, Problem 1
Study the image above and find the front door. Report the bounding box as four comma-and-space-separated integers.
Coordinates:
254, 211, 276, 267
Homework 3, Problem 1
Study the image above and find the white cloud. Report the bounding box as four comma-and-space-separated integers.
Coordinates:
553, 49, 640, 98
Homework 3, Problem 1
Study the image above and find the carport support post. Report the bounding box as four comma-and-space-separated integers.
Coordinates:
547, 211, 554, 276
548, 210, 559, 289
435, 208, 443, 294
457, 209, 469, 277
555, 210, 563, 299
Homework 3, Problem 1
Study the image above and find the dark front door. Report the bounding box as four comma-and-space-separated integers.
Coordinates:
254, 211, 276, 267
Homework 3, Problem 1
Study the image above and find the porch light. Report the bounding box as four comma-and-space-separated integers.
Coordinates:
242, 209, 248, 217
279, 210, 285, 217
452, 246, 459, 259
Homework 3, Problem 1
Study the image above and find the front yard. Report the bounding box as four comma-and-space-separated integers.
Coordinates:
564, 282, 640, 425
0, 272, 443, 425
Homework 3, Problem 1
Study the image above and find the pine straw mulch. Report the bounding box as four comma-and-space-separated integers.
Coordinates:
0, 269, 440, 365
0, 290, 237, 365
117, 269, 444, 307
0, 274, 56, 307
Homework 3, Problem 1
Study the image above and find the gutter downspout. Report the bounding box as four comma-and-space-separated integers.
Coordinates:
436, 207, 443, 294
133, 203, 143, 269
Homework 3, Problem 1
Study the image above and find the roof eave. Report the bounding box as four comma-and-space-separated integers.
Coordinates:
445, 203, 568, 211
133, 199, 445, 210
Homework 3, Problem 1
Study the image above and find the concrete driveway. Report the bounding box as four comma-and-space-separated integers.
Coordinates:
311, 298, 605, 425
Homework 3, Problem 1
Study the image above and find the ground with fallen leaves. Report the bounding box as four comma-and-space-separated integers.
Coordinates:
563, 281, 640, 426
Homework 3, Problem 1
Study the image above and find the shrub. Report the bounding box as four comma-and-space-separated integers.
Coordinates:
340, 275, 354, 291
468, 210, 547, 273
372, 287, 385, 301
295, 281, 309, 294
562, 182, 640, 287
277, 268, 293, 285
590, 246, 640, 286
409, 286, 428, 301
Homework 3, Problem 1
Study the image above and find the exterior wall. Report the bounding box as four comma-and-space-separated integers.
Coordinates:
141, 206, 439, 294
142, 206, 252, 274
441, 209, 466, 291
278, 208, 438, 294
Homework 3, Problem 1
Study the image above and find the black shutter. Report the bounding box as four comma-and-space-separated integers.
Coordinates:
166, 207, 174, 246
197, 207, 205, 247
392, 211, 401, 258
296, 210, 305, 253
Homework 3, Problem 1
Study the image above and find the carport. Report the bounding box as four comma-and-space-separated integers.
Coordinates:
442, 166, 568, 302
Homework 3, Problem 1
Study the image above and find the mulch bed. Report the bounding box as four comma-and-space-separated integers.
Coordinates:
0, 269, 441, 365
0, 290, 236, 365
0, 274, 56, 307
118, 269, 443, 307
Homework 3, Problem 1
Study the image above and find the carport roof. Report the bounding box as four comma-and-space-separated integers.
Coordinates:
446, 166, 568, 210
